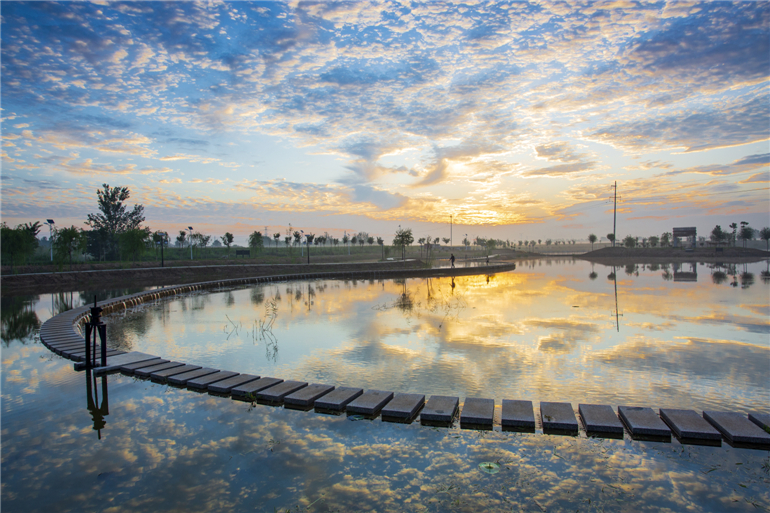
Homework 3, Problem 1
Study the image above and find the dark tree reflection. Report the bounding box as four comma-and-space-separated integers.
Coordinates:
1, 295, 40, 345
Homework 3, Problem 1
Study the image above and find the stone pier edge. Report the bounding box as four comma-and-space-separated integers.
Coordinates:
37, 262, 770, 448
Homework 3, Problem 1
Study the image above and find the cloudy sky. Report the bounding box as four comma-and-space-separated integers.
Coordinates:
2, 1, 768, 245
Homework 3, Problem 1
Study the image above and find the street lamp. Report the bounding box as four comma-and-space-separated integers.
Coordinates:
465, 233, 468, 260
188, 226, 194, 260
301, 230, 305, 257
45, 219, 55, 262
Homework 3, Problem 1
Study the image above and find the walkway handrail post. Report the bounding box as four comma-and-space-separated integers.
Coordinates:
84, 296, 107, 368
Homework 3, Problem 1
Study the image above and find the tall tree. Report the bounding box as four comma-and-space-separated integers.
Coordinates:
760, 227, 770, 251
1, 223, 38, 271
221, 232, 234, 254
588, 234, 597, 250
607, 233, 616, 246
248, 231, 264, 255
86, 184, 145, 259
739, 224, 754, 248
54, 226, 87, 269
393, 227, 414, 261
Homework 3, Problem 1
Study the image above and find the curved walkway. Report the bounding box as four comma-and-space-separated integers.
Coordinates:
37, 263, 770, 450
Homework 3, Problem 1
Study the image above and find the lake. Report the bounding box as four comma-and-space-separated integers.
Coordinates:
2, 258, 769, 512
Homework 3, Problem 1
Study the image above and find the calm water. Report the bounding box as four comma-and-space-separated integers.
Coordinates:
2, 259, 769, 512
103, 259, 769, 413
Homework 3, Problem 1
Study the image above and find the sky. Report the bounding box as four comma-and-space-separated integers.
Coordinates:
1, 0, 768, 246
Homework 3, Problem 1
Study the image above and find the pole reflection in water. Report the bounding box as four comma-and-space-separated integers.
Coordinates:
84, 369, 109, 440
611, 265, 623, 332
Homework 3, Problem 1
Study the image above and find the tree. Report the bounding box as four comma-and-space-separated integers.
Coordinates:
1, 223, 38, 271
486, 238, 497, 255
377, 237, 384, 259
710, 225, 727, 243
367, 236, 374, 246
648, 235, 659, 248
176, 230, 187, 250
607, 233, 615, 246
293, 231, 301, 247
660, 232, 671, 247
588, 234, 597, 250
119, 228, 150, 262
220, 232, 234, 254
273, 233, 280, 247
305, 233, 315, 263
248, 231, 264, 255
85, 184, 145, 259
393, 227, 414, 261
623, 235, 636, 248
760, 227, 770, 250
739, 224, 754, 248
728, 222, 738, 246
53, 226, 88, 270
442, 237, 450, 245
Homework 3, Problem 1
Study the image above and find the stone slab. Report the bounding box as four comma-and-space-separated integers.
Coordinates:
540, 402, 578, 434
501, 400, 535, 431
168, 367, 220, 386
186, 371, 239, 389
347, 390, 394, 416
284, 384, 334, 407
421, 395, 459, 425
704, 411, 770, 445
46, 339, 85, 348
618, 406, 670, 440
381, 393, 425, 422
135, 361, 185, 377
659, 409, 721, 443
208, 373, 260, 394
460, 398, 494, 428
231, 377, 283, 398
257, 380, 308, 404
749, 413, 770, 433
120, 358, 170, 374
74, 352, 160, 373
314, 387, 363, 412
69, 349, 124, 362
151, 364, 202, 382
579, 404, 624, 436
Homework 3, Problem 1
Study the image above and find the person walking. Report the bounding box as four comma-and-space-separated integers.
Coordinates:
450, 253, 455, 268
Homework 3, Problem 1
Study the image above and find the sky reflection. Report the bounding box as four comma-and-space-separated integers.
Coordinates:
98, 259, 770, 413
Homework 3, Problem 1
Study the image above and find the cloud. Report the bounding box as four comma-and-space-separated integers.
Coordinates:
589, 94, 770, 153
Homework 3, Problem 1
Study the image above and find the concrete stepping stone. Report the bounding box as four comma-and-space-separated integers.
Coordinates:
501, 400, 535, 432
579, 404, 624, 438
87, 352, 161, 374
257, 380, 308, 405
460, 398, 494, 429
659, 409, 721, 445
347, 390, 394, 416
749, 413, 770, 433
381, 393, 425, 423
121, 359, 169, 374
70, 349, 124, 362
314, 387, 363, 413
168, 367, 221, 386
420, 395, 459, 426
186, 371, 239, 390
151, 364, 202, 383
284, 384, 334, 409
540, 402, 578, 435
704, 411, 770, 447
231, 377, 283, 399
208, 374, 260, 394
618, 406, 670, 441
135, 361, 185, 377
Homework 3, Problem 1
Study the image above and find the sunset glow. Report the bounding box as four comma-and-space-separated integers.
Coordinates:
2, 1, 768, 243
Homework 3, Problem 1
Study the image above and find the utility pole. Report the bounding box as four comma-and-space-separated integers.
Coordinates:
612, 181, 617, 248
450, 214, 453, 248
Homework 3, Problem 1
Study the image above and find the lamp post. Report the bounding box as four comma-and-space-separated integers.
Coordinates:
188, 226, 194, 260
301, 230, 304, 257
450, 214, 453, 248
45, 219, 55, 262
465, 233, 468, 260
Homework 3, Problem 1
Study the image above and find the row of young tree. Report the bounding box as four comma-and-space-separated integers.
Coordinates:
586, 222, 770, 251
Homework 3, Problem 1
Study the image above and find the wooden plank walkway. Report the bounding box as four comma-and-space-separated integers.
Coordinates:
35, 266, 770, 451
